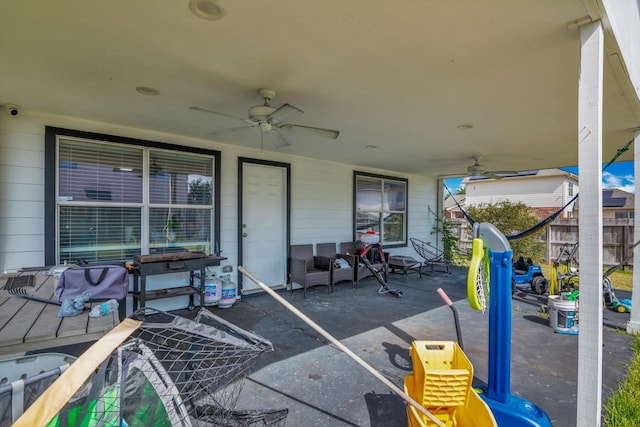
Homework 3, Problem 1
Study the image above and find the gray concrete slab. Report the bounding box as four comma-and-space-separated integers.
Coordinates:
37, 266, 635, 426
195, 268, 634, 427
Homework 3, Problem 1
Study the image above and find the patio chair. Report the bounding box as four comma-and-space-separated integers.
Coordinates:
316, 242, 357, 290
340, 241, 388, 286
289, 244, 332, 298
410, 237, 451, 275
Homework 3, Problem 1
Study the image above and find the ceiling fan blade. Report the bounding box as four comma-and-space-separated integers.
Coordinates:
268, 103, 303, 124
208, 125, 255, 137
265, 129, 290, 148
279, 124, 340, 139
190, 106, 255, 125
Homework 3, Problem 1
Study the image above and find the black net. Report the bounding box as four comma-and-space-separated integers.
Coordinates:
47, 308, 287, 427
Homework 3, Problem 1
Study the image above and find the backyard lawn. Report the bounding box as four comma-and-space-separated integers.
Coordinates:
538, 264, 634, 291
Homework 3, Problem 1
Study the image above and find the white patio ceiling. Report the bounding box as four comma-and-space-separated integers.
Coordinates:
1, 0, 638, 177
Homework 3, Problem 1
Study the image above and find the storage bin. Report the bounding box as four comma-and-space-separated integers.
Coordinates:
0, 353, 76, 426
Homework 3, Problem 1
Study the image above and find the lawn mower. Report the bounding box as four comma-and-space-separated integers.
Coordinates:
602, 256, 633, 313
602, 277, 632, 313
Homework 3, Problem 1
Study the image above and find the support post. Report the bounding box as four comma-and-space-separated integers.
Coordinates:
576, 20, 604, 427
629, 131, 640, 335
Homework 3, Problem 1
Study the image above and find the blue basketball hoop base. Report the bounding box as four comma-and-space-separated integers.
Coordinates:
473, 223, 552, 427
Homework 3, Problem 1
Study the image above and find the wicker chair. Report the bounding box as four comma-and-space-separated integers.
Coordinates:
339, 241, 388, 287
316, 242, 357, 290
289, 244, 332, 297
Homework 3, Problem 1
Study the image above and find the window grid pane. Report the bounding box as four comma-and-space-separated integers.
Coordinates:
58, 139, 143, 203
150, 208, 211, 253
59, 206, 142, 264
149, 150, 213, 206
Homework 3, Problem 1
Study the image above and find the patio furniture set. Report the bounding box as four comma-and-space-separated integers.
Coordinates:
289, 239, 451, 297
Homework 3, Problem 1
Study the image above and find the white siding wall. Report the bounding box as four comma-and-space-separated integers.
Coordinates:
465, 176, 569, 208
0, 118, 46, 270
0, 111, 437, 272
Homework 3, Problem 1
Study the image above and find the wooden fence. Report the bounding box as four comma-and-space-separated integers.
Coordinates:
449, 218, 635, 268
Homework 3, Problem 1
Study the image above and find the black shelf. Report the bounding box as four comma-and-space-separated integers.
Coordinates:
131, 255, 226, 311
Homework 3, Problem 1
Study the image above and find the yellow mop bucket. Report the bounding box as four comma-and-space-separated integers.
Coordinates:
404, 341, 496, 427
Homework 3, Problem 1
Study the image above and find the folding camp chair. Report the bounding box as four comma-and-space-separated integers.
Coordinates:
410, 238, 452, 275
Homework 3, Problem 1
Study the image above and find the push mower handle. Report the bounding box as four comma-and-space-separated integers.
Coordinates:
437, 288, 453, 307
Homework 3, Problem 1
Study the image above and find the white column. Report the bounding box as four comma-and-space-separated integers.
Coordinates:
629, 131, 640, 335
576, 20, 604, 427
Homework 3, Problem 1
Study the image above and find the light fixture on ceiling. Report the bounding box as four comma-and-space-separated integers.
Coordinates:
365, 145, 377, 149
457, 124, 473, 130
136, 86, 160, 96
189, 0, 225, 20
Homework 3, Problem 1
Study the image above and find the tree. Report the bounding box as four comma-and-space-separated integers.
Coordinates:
188, 179, 212, 205
466, 201, 544, 262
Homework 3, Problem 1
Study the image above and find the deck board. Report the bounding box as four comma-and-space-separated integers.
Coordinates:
0, 271, 119, 355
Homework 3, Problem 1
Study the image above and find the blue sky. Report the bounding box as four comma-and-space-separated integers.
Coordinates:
444, 160, 635, 195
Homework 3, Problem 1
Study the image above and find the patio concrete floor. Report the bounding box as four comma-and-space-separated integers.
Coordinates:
40, 266, 634, 426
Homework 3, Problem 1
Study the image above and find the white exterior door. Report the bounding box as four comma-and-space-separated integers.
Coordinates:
240, 161, 288, 292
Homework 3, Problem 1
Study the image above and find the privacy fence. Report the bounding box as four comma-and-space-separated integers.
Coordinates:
449, 218, 635, 269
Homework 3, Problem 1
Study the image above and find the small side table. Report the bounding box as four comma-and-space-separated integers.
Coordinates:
388, 256, 422, 281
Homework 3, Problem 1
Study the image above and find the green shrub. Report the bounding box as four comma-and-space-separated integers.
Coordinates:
466, 200, 544, 262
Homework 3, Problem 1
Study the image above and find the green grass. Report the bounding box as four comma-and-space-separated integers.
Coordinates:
603, 334, 640, 426
452, 258, 634, 292
538, 263, 633, 291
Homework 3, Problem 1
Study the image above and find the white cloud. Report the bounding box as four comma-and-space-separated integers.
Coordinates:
602, 171, 634, 193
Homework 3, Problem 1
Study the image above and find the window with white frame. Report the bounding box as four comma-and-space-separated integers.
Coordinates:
48, 129, 219, 264
353, 172, 407, 246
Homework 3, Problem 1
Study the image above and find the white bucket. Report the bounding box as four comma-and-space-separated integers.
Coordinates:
548, 295, 577, 331
361, 232, 380, 244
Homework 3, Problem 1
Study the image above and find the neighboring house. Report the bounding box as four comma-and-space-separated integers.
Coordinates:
452, 171, 634, 221
603, 189, 635, 219
444, 195, 466, 220
463, 169, 579, 220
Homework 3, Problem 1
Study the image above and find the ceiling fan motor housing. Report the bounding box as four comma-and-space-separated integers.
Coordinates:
468, 165, 485, 174
249, 104, 276, 122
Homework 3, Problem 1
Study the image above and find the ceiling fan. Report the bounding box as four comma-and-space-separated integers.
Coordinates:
461, 156, 519, 179
190, 88, 340, 148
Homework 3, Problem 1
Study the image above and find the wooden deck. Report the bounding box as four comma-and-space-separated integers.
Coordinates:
0, 271, 118, 355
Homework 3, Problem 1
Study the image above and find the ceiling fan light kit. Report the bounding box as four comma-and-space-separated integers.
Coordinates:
192, 88, 340, 148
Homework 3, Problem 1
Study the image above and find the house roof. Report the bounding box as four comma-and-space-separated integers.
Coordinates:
444, 195, 466, 211
603, 189, 635, 209
462, 168, 579, 183
0, 1, 639, 178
